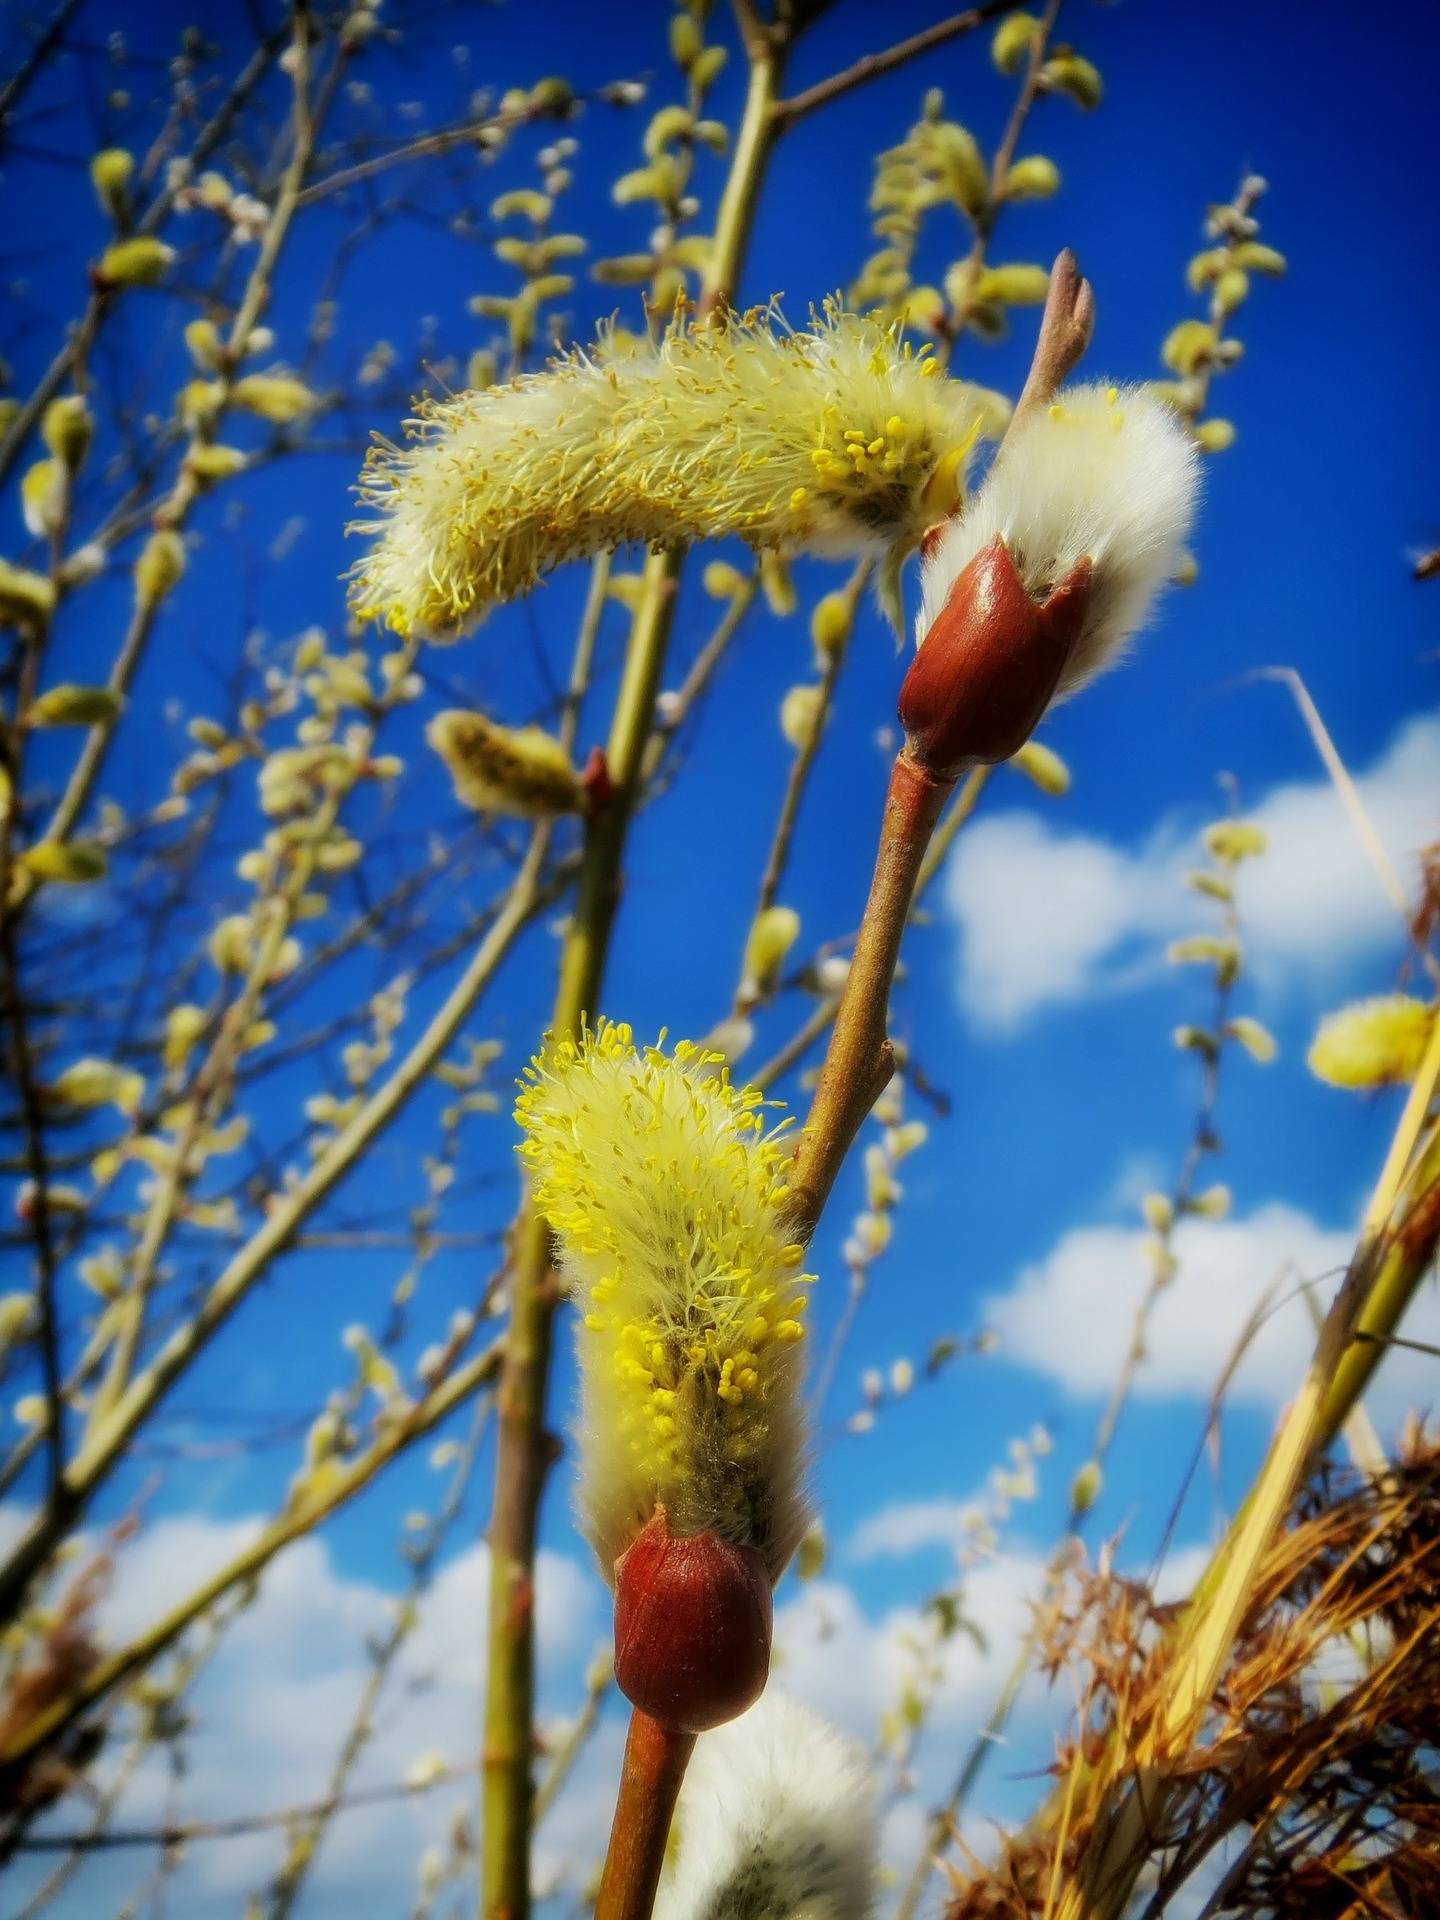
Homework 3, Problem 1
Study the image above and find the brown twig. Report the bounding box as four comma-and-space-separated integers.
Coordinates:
770, 2, 1024, 132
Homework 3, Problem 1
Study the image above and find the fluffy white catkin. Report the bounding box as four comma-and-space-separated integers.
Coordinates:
917, 382, 1200, 698
655, 1692, 878, 1920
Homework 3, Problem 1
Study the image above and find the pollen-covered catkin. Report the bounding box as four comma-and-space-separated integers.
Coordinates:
352, 303, 1002, 638
514, 1020, 813, 1580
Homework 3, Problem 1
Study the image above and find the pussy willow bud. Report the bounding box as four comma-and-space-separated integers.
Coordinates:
612, 1510, 772, 1733
94, 237, 175, 289
0, 561, 57, 629
899, 535, 1091, 776
427, 710, 583, 818
42, 396, 93, 472
90, 147, 134, 220
134, 530, 186, 609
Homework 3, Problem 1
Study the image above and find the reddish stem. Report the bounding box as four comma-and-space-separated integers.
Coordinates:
789, 752, 953, 1234
593, 1708, 697, 1920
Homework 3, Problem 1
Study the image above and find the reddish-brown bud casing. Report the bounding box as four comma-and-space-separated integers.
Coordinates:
612, 1510, 772, 1733
900, 536, 1092, 777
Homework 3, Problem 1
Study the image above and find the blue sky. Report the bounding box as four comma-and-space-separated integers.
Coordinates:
3, 0, 1438, 1912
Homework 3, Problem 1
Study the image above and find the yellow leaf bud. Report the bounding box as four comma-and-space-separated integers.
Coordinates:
47, 1057, 144, 1114
780, 684, 823, 751
796, 1522, 826, 1581
992, 13, 1042, 73
1141, 1192, 1173, 1232
809, 590, 853, 663
668, 12, 701, 67
740, 904, 801, 1004
1213, 267, 1249, 316
1188, 1183, 1231, 1219
1225, 1016, 1276, 1065
1186, 869, 1233, 902
691, 44, 728, 90
185, 443, 248, 486
702, 560, 748, 602
230, 374, 318, 424
30, 684, 122, 727
759, 551, 796, 616
1009, 739, 1070, 796
41, 395, 93, 472
0, 561, 57, 629
1161, 320, 1217, 376
1233, 241, 1286, 276
184, 318, 224, 371
1003, 154, 1060, 200
1041, 52, 1103, 109
1193, 417, 1236, 453
1070, 1459, 1102, 1515
591, 252, 658, 285
1165, 935, 1241, 984
95, 236, 174, 289
527, 77, 574, 115
20, 841, 106, 883
21, 460, 64, 538
973, 263, 1052, 306
89, 147, 134, 217
1204, 819, 1267, 863
1186, 248, 1228, 292
164, 1003, 208, 1070
134, 529, 186, 609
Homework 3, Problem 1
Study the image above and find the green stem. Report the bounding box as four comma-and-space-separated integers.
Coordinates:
477, 36, 787, 1919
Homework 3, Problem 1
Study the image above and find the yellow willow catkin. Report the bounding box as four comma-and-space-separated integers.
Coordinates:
515, 1020, 813, 1581
1307, 995, 1436, 1089
351, 302, 1002, 638
426, 710, 583, 818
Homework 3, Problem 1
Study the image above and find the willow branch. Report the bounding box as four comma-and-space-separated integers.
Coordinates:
0, 1337, 505, 1777
0, 24, 285, 490
770, 1, 1022, 131
0, 816, 555, 1624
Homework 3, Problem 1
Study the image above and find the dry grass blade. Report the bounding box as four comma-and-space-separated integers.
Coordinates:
945, 1437, 1440, 1920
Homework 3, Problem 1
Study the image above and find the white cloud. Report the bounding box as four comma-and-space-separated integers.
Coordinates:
848, 1498, 984, 1563
772, 1555, 1050, 1753
944, 709, 1440, 1030
984, 1200, 1440, 1423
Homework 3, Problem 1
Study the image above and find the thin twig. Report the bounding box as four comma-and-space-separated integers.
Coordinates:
770, 2, 1023, 132
0, 1336, 507, 1775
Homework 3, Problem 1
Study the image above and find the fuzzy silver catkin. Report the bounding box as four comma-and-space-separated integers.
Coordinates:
656, 1692, 878, 1920
917, 382, 1199, 698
